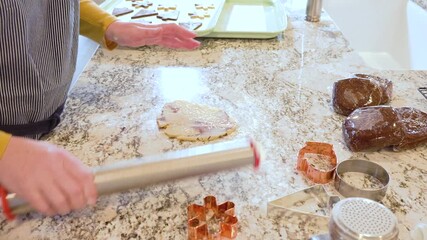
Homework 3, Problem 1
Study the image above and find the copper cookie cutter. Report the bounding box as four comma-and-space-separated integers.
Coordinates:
297, 142, 337, 184
187, 196, 238, 240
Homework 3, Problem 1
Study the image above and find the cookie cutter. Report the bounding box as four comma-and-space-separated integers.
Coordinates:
419, 87, 427, 100
267, 185, 340, 220
267, 185, 340, 238
297, 142, 337, 184
187, 196, 238, 239
334, 159, 390, 201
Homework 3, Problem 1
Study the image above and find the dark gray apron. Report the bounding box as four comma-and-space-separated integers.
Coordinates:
0, 0, 79, 138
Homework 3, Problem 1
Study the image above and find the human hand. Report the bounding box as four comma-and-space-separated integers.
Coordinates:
0, 137, 97, 216
105, 21, 201, 50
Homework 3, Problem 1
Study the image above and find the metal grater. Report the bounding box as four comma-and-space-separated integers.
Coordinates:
419, 87, 427, 99
329, 198, 399, 240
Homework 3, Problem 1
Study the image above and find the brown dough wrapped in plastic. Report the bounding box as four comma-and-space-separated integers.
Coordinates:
343, 106, 427, 151
343, 106, 403, 151
332, 74, 393, 116
394, 107, 427, 150
353, 74, 393, 103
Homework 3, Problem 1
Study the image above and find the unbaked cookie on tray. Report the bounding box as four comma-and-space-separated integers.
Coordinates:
109, 0, 225, 36
157, 100, 237, 141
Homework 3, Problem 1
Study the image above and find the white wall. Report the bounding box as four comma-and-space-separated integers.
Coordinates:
323, 0, 427, 70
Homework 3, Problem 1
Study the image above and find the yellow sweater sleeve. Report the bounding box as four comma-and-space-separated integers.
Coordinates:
80, 0, 118, 50
0, 131, 12, 160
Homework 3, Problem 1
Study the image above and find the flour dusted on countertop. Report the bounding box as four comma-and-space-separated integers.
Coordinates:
157, 100, 237, 141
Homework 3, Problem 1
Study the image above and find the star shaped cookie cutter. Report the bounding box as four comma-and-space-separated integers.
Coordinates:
187, 196, 238, 239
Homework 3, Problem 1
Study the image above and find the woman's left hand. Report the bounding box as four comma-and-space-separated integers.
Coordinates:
105, 21, 201, 50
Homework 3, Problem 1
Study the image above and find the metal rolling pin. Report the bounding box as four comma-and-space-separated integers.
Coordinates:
5, 138, 261, 216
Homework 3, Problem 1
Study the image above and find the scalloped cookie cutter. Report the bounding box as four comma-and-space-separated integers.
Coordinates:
297, 142, 337, 184
187, 196, 238, 239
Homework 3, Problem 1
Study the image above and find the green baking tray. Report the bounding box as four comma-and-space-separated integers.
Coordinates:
204, 0, 288, 39
100, 0, 287, 39
101, 0, 226, 37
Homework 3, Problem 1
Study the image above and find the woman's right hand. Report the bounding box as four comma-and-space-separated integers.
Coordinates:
0, 136, 97, 216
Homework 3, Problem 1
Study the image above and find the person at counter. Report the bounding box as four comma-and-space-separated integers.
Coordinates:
0, 0, 200, 218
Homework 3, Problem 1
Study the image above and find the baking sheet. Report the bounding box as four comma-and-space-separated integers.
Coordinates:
204, 0, 288, 39
100, 0, 287, 39
104, 0, 226, 36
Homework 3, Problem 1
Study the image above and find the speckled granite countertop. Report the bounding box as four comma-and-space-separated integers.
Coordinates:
1, 1, 426, 240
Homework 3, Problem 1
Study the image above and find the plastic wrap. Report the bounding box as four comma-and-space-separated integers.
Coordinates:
343, 106, 403, 151
332, 74, 393, 116
353, 74, 393, 103
343, 106, 427, 151
394, 107, 427, 150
